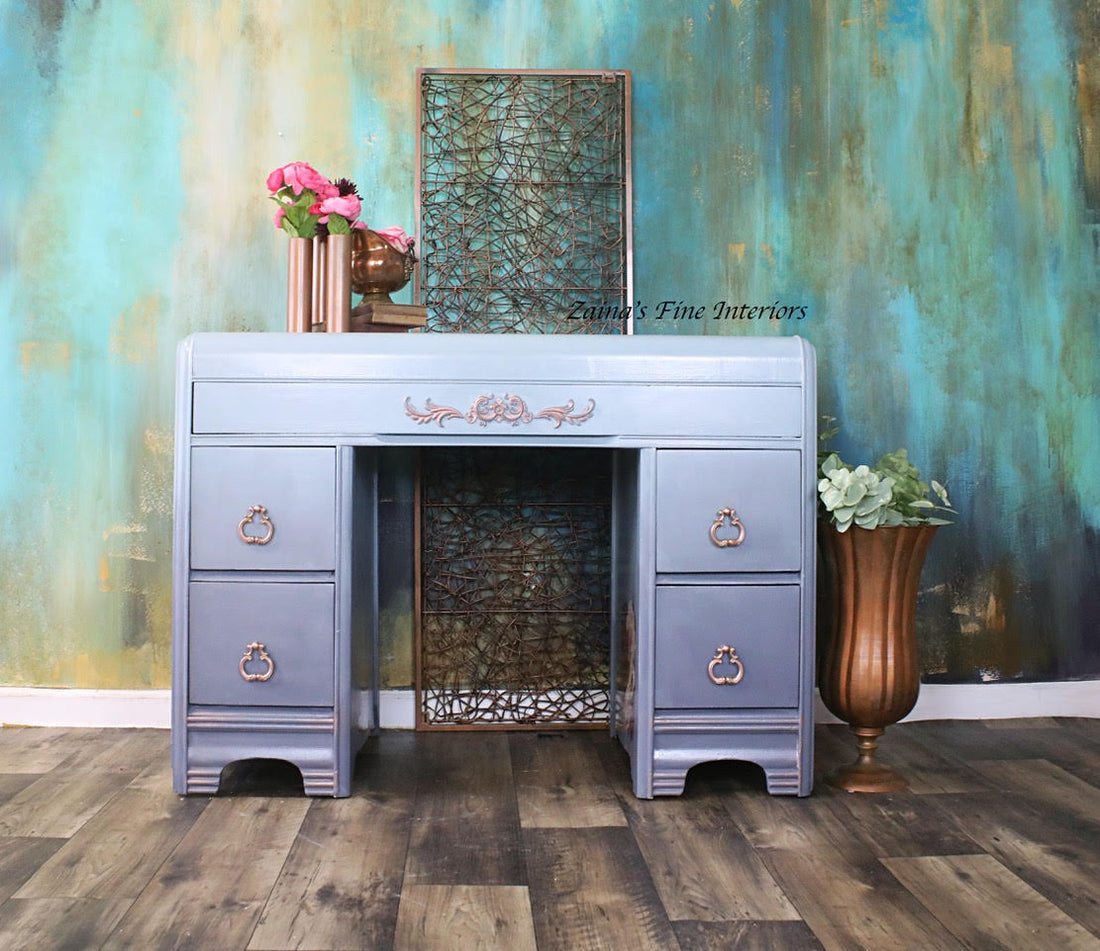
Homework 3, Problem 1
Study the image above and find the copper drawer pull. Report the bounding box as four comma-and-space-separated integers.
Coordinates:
238, 505, 275, 545
709, 508, 746, 547
707, 645, 745, 685
239, 642, 275, 682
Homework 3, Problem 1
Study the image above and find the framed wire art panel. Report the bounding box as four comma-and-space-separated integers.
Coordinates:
415, 448, 612, 729
415, 68, 633, 334
413, 69, 632, 729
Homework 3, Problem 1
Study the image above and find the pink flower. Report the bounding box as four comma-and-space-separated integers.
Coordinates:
316, 193, 361, 222
352, 219, 368, 229
374, 225, 413, 253
267, 161, 332, 196
273, 206, 286, 228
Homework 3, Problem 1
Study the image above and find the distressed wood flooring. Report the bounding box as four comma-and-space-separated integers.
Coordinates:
0, 718, 1097, 950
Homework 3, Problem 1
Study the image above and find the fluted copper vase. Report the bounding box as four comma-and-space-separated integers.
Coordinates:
818, 523, 938, 792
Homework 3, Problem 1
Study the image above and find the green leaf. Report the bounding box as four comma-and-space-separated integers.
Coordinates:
841, 482, 868, 506
877, 448, 928, 509
819, 452, 845, 477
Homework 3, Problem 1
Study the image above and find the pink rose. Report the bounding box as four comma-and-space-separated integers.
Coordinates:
273, 206, 286, 228
286, 162, 331, 195
374, 225, 412, 253
268, 161, 332, 196
304, 183, 340, 204
352, 219, 368, 229
316, 193, 361, 222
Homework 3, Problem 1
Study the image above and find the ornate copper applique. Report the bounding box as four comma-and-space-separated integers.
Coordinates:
405, 395, 595, 429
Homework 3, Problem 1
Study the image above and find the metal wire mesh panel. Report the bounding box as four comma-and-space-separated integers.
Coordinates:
417, 448, 612, 728
416, 69, 631, 333
414, 70, 629, 728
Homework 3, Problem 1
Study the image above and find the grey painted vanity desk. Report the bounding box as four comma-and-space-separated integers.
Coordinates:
172, 332, 817, 798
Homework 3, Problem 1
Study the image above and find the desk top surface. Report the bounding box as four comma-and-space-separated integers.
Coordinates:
183, 332, 814, 386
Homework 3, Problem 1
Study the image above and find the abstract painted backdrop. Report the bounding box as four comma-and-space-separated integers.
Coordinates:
1, 0, 1096, 689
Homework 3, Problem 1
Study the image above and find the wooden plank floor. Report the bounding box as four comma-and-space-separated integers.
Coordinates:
0, 719, 1097, 950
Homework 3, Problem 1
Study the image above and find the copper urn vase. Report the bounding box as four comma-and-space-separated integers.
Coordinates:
818, 523, 938, 792
350, 228, 416, 303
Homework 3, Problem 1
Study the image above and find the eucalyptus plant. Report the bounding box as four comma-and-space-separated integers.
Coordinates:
818, 428, 954, 533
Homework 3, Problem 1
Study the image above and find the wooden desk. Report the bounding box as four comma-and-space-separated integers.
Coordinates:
172, 333, 817, 797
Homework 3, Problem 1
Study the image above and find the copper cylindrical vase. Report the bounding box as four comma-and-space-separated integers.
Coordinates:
286, 237, 313, 332
818, 523, 938, 792
324, 233, 352, 333
311, 235, 326, 331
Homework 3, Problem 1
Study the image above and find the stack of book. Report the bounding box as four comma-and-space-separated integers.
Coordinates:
349, 302, 428, 333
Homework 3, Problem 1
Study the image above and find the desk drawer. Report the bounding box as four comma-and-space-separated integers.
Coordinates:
656, 450, 801, 573
188, 581, 334, 706
192, 381, 804, 440
655, 585, 800, 709
190, 447, 336, 570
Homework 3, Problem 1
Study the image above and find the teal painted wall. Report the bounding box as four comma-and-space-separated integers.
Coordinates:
1, 0, 1096, 688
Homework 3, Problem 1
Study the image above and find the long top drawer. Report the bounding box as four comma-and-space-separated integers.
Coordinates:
182, 333, 814, 440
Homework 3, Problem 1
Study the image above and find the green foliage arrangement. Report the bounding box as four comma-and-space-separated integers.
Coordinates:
817, 420, 954, 533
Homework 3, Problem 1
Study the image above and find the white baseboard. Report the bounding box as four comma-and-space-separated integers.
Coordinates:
814, 679, 1100, 724
0, 688, 174, 729
0, 681, 1096, 730
0, 688, 421, 731
378, 690, 416, 730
